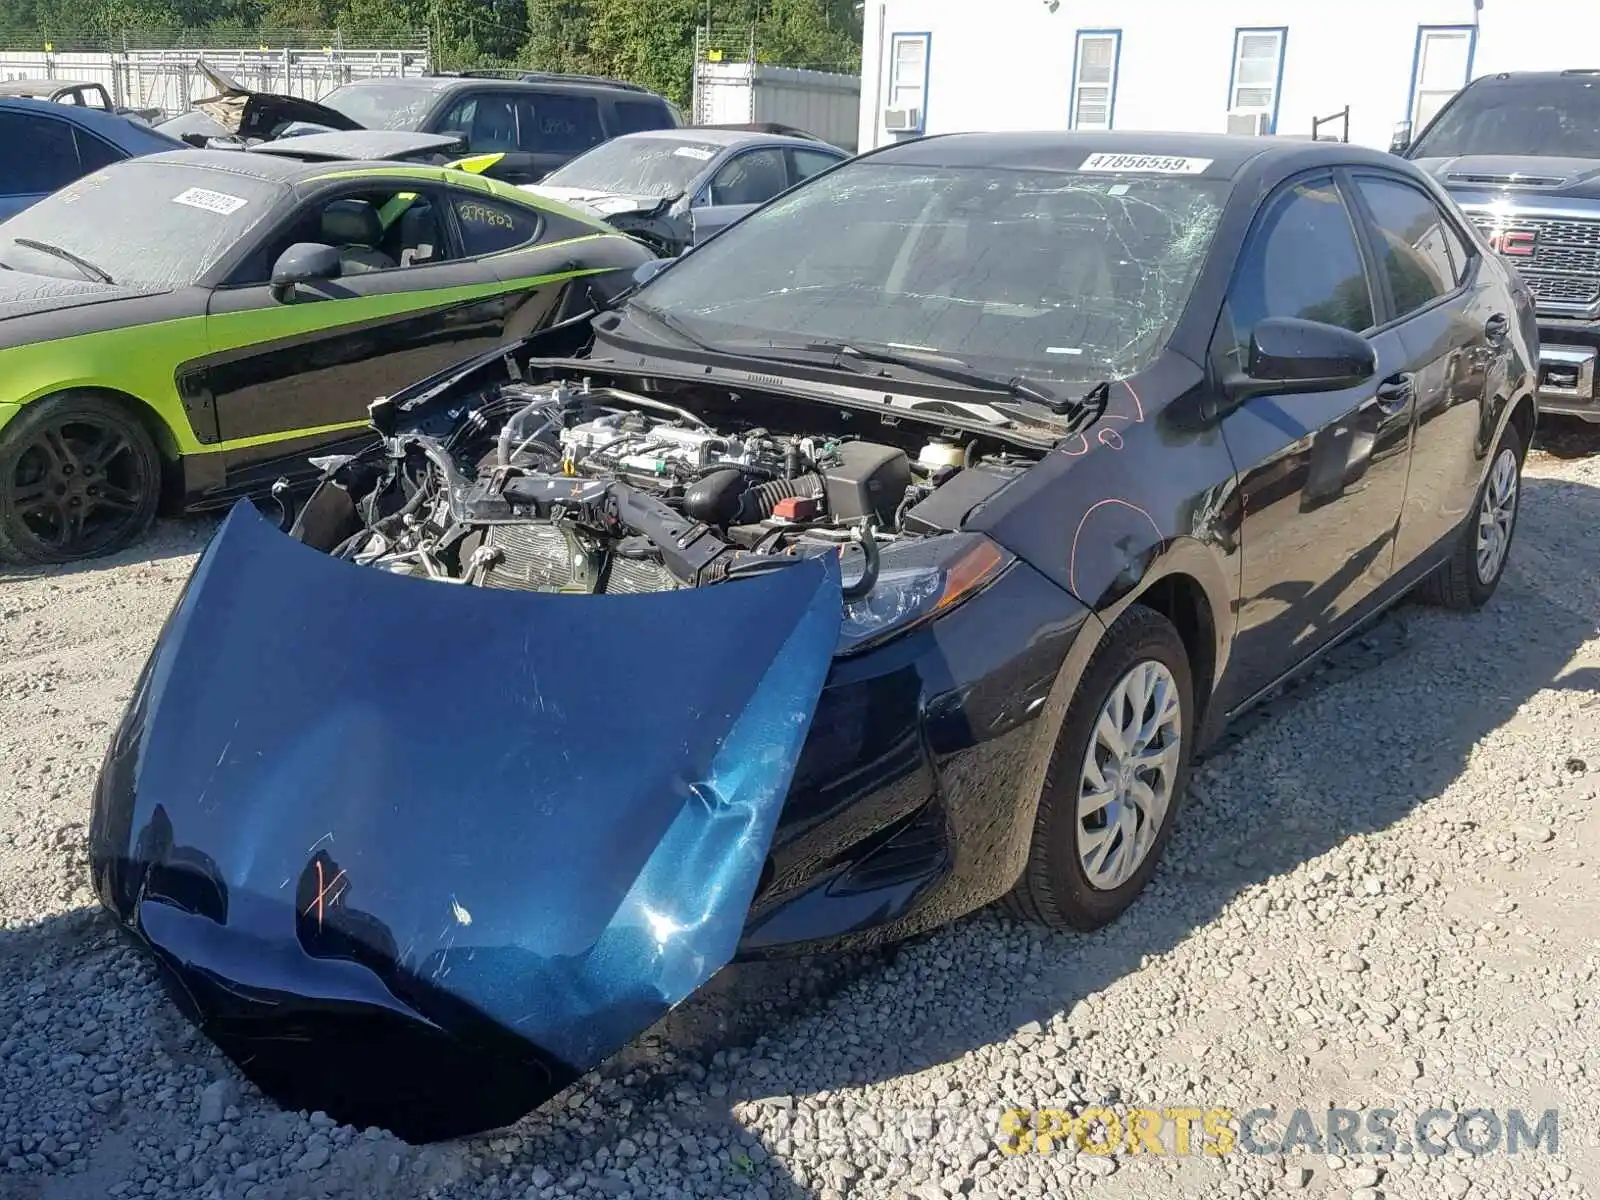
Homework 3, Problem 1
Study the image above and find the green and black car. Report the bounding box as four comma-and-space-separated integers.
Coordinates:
0, 148, 653, 563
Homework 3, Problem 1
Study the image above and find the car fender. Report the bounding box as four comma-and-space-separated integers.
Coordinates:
990, 529, 1235, 897
0, 308, 213, 451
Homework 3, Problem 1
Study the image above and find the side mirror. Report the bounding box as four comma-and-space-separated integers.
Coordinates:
631, 257, 674, 288
1388, 121, 1413, 155
1228, 316, 1377, 399
270, 242, 341, 302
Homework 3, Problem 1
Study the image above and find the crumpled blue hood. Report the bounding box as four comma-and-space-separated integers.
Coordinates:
89, 501, 840, 1139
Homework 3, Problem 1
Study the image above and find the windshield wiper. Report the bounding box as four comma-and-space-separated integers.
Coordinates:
618, 315, 1097, 426
12, 238, 114, 284
760, 339, 1084, 416
625, 299, 725, 354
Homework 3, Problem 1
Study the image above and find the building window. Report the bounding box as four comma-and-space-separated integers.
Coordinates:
886, 32, 931, 134
1409, 25, 1475, 133
1228, 27, 1287, 135
1070, 30, 1121, 130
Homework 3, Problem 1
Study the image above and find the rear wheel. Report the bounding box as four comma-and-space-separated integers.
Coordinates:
1415, 421, 1523, 611
0, 393, 161, 565
1008, 605, 1195, 931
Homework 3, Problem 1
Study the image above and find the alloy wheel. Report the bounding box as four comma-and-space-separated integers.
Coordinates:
5, 416, 152, 559
1076, 659, 1183, 891
1475, 445, 1518, 585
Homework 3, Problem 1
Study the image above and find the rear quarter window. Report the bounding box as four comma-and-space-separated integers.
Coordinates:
613, 99, 676, 134
451, 192, 542, 256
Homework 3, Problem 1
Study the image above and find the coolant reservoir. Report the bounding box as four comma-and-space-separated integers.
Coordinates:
917, 441, 966, 470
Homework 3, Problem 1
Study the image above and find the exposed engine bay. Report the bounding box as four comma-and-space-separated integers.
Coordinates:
290, 377, 1042, 601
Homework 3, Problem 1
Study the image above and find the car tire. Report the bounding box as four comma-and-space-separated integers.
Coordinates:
1415, 421, 1524, 612
0, 392, 161, 565
1007, 604, 1195, 932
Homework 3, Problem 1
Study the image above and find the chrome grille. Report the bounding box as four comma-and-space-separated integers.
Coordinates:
1528, 274, 1600, 306
1466, 211, 1600, 311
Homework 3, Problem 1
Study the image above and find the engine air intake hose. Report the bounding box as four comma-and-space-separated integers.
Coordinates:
737, 473, 825, 524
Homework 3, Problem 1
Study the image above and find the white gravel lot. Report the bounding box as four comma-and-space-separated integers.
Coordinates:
2, 434, 1598, 1200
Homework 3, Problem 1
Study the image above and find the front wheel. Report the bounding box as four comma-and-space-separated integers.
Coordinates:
1008, 605, 1195, 931
1416, 420, 1524, 611
0, 393, 161, 565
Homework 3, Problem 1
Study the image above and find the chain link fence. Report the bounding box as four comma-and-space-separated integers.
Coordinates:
0, 27, 430, 118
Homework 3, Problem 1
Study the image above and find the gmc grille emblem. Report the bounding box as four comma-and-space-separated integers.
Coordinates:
1486, 228, 1538, 258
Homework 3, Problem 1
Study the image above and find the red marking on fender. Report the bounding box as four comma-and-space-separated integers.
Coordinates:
1124, 379, 1145, 423
1098, 428, 1124, 450
1068, 497, 1163, 598
1062, 433, 1091, 456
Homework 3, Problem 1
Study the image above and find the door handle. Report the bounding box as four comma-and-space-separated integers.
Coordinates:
1485, 312, 1510, 343
1374, 373, 1414, 416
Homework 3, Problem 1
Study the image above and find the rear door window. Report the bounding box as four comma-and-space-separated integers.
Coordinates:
516, 93, 606, 155
0, 111, 82, 195
1352, 174, 1464, 316
790, 147, 843, 186
73, 128, 123, 174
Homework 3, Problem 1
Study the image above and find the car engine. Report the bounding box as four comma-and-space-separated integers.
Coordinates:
290, 378, 1035, 599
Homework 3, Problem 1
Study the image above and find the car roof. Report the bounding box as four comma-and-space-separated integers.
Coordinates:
120, 148, 611, 227
334, 73, 669, 100
868, 130, 1404, 179
610, 127, 831, 151
0, 78, 103, 96
0, 95, 183, 141
137, 147, 319, 181
1462, 68, 1600, 85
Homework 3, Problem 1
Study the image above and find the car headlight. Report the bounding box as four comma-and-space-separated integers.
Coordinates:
836, 533, 1015, 656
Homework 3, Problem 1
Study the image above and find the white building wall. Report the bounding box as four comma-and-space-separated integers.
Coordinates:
858, 0, 1600, 154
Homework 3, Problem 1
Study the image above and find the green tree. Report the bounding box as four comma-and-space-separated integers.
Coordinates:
524, 0, 593, 74
584, 0, 701, 105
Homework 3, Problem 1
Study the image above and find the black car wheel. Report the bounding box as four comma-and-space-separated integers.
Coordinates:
1009, 605, 1195, 932
1416, 420, 1524, 611
0, 393, 161, 565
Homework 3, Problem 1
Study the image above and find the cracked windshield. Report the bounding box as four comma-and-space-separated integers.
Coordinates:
637, 161, 1227, 381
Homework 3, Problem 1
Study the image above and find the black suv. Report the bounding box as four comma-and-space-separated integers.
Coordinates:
317, 71, 682, 186
1398, 69, 1600, 423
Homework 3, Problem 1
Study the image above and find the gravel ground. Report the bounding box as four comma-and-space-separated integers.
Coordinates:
3, 431, 1599, 1200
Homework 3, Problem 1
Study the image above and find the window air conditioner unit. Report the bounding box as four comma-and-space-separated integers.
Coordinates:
884, 107, 922, 133
1226, 110, 1272, 136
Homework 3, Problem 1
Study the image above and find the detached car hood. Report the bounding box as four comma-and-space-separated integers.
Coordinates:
525, 184, 672, 218
89, 501, 840, 1141
0, 271, 153, 322
179, 58, 361, 146
1416, 154, 1600, 202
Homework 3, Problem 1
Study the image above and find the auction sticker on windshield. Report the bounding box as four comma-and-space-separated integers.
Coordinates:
172, 187, 249, 215
673, 145, 717, 160
1078, 153, 1213, 174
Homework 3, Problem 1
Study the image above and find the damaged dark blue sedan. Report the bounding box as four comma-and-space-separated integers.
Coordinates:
90, 131, 1538, 1142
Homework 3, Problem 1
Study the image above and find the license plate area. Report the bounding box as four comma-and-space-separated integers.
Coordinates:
1539, 345, 1597, 400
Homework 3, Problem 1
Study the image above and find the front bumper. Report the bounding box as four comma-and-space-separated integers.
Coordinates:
1535, 317, 1600, 421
